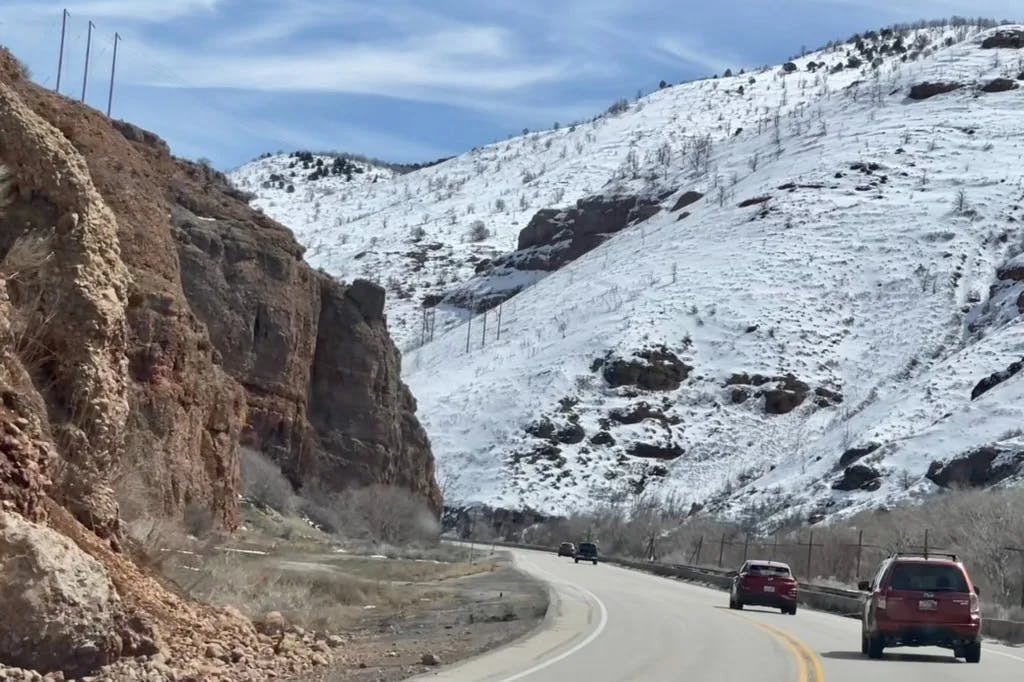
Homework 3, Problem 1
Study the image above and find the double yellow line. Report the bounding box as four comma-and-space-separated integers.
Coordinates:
740, 616, 826, 682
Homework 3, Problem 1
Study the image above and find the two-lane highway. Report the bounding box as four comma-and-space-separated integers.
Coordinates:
414, 548, 1024, 681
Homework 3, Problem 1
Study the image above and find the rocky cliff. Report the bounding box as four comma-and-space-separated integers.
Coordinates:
0, 47, 438, 676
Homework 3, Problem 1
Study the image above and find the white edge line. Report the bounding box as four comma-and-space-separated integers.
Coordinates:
495, 563, 609, 682
987, 648, 1024, 663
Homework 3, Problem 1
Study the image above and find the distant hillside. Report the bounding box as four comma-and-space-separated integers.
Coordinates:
234, 22, 1024, 526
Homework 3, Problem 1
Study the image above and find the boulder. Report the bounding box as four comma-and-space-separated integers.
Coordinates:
524, 418, 556, 440
927, 446, 1024, 489
763, 389, 805, 415
832, 465, 881, 491
981, 78, 1020, 93
555, 423, 585, 445
589, 431, 615, 446
601, 347, 692, 391
908, 82, 962, 100
628, 442, 684, 460
0, 513, 124, 676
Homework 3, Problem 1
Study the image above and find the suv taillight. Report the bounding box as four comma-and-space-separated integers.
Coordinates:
876, 593, 887, 610
970, 593, 980, 615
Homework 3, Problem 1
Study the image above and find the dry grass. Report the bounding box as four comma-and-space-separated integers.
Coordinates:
172, 550, 492, 633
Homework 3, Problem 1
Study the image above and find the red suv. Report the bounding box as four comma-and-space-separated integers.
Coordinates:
859, 553, 982, 662
728, 560, 799, 615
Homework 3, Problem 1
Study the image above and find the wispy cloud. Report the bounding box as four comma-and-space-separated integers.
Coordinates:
8, 0, 221, 23
121, 23, 577, 103
7, 0, 1022, 169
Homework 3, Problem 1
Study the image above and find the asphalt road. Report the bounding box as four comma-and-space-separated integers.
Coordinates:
412, 547, 1024, 682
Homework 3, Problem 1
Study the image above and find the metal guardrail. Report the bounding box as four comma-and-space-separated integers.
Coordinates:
477, 539, 1024, 644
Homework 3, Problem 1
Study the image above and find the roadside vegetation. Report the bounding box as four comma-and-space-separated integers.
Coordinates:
472, 488, 1024, 620
114, 448, 492, 635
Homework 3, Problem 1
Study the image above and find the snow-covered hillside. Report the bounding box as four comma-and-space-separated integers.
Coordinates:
234, 23, 1024, 525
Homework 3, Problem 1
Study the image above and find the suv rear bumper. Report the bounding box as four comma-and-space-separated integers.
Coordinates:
875, 622, 981, 648
739, 591, 797, 608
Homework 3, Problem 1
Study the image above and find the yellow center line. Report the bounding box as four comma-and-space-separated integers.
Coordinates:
735, 615, 825, 682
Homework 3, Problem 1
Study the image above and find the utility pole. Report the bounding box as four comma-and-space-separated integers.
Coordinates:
1005, 547, 1024, 609
806, 531, 814, 579
480, 309, 487, 348
55, 9, 69, 93
81, 20, 95, 103
106, 32, 120, 117
496, 303, 503, 341
465, 298, 473, 354
856, 530, 864, 578
718, 533, 727, 567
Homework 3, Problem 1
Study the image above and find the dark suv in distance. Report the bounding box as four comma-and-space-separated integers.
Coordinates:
728, 560, 798, 614
859, 553, 982, 662
575, 542, 599, 564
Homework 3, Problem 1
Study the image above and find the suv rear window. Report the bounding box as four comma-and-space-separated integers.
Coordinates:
889, 563, 968, 592
578, 543, 597, 553
747, 564, 791, 577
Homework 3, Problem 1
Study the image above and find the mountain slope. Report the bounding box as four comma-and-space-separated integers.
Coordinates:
236, 23, 1024, 524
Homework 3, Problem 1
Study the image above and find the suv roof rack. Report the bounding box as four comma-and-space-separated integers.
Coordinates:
888, 551, 959, 562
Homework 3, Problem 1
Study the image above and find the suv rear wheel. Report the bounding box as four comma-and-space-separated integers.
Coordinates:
866, 635, 884, 659
964, 642, 981, 663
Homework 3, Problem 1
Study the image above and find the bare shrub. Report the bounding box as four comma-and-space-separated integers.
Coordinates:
465, 220, 490, 242
301, 484, 439, 545
241, 447, 297, 514
1, 229, 57, 367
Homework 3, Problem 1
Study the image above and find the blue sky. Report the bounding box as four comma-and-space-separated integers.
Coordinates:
2, 1, 1021, 169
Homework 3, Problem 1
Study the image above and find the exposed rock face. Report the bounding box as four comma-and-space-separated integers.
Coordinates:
0, 80, 131, 537
0, 50, 439, 526
598, 347, 692, 391
724, 372, 840, 415
671, 191, 704, 212
927, 446, 1024, 488
306, 280, 438, 504
517, 194, 662, 256
970, 358, 1023, 400
832, 464, 881, 491
442, 194, 663, 313
0, 512, 125, 676
981, 78, 1020, 93
981, 30, 1024, 49
0, 46, 437, 678
839, 442, 880, 468
908, 82, 963, 100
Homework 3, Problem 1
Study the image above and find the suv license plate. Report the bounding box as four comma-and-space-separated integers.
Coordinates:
918, 599, 937, 610
763, 586, 775, 593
